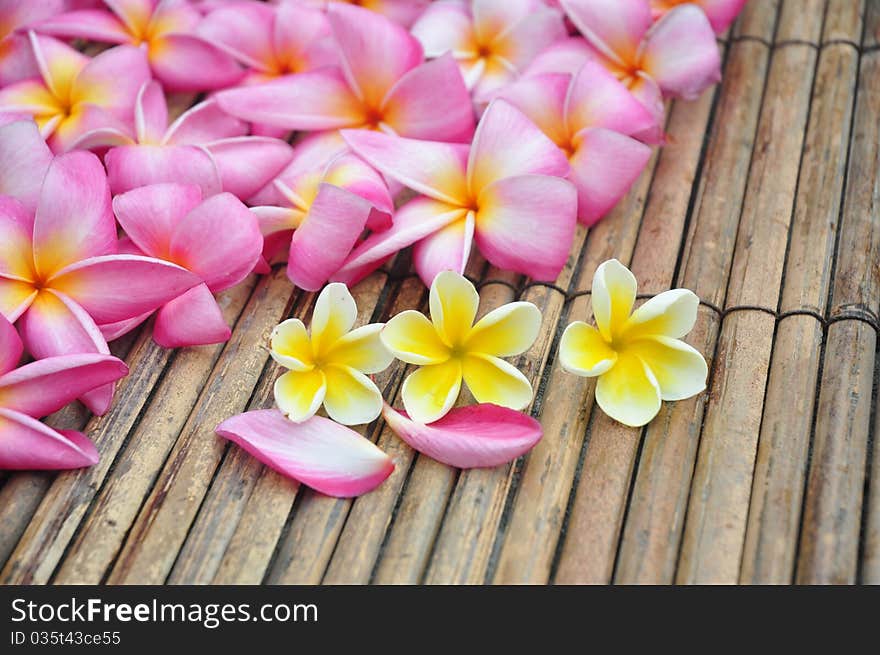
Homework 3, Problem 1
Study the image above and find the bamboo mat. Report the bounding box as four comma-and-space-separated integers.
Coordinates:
1, 0, 878, 585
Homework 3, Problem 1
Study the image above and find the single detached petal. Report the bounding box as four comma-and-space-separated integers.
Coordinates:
112, 182, 204, 258
413, 212, 475, 287
105, 144, 223, 197
594, 350, 662, 427
465, 301, 541, 357
559, 320, 617, 377
621, 288, 699, 340
270, 318, 314, 372
462, 352, 533, 410
566, 59, 657, 136
311, 282, 358, 355
274, 368, 326, 423
429, 269, 479, 347
204, 136, 293, 200
152, 283, 231, 348
216, 409, 394, 497
35, 8, 132, 44
400, 357, 462, 424
322, 364, 384, 425
628, 335, 707, 401
162, 98, 247, 146
149, 33, 244, 92
381, 310, 451, 365
560, 0, 651, 65
410, 0, 476, 58
382, 401, 542, 468
0, 119, 53, 212
474, 173, 577, 281
0, 195, 36, 281
0, 314, 23, 375
0, 408, 98, 470
325, 323, 393, 374
592, 258, 637, 341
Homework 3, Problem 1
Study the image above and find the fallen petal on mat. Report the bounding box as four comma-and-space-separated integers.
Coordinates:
216, 409, 394, 498
381, 402, 543, 469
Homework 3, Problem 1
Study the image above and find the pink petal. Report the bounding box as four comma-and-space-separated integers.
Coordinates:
0, 34, 40, 86
628, 73, 666, 143
33, 150, 116, 278
475, 174, 577, 281
560, 0, 651, 65
28, 32, 89, 100
0, 195, 35, 283
272, 1, 336, 71
381, 53, 475, 142
33, 8, 132, 43
651, 0, 746, 34
0, 352, 128, 417
48, 102, 135, 153
412, 210, 474, 286
468, 99, 570, 194
325, 3, 422, 110
641, 4, 721, 100
168, 192, 262, 292
382, 402, 542, 468
0, 408, 98, 470
134, 79, 167, 144
48, 254, 201, 324
569, 127, 651, 225
215, 68, 364, 130
0, 278, 37, 323
491, 72, 569, 147
410, 0, 476, 58
323, 151, 394, 217
112, 182, 203, 257
287, 183, 373, 291
471, 0, 535, 42
104, 0, 154, 33
72, 44, 151, 120
203, 136, 294, 200
0, 118, 52, 212
491, 4, 567, 71
341, 129, 469, 205
566, 59, 657, 136
0, 314, 23, 376
196, 1, 276, 72
334, 196, 468, 285
162, 97, 248, 145
149, 33, 244, 92
98, 312, 150, 342
105, 143, 223, 197
216, 409, 394, 497
152, 283, 230, 348
523, 36, 605, 76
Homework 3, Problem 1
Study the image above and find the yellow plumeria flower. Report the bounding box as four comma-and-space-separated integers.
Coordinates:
560, 259, 708, 428
271, 283, 393, 425
381, 271, 542, 424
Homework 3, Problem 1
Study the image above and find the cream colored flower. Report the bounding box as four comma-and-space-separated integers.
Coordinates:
381, 271, 542, 424
560, 259, 708, 427
271, 283, 393, 425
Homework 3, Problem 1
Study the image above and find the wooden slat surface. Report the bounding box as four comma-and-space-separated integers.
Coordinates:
3, 0, 879, 585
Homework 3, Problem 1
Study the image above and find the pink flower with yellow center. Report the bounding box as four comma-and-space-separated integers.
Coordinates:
216, 3, 475, 143
34, 0, 244, 91
650, 0, 746, 34
335, 99, 577, 287
411, 0, 567, 102
302, 0, 430, 28
0, 33, 150, 152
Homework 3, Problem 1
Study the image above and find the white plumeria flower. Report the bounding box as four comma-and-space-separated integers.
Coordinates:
560, 259, 708, 427
270, 283, 393, 425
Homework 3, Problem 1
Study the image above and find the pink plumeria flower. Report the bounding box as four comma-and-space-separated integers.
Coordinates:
0, 152, 200, 414
301, 0, 430, 28
336, 100, 578, 287
493, 60, 653, 225
650, 0, 746, 34
0, 314, 130, 470
0, 0, 68, 85
560, 0, 721, 123
411, 0, 567, 102
249, 134, 394, 291
216, 3, 475, 143
0, 117, 53, 212
109, 183, 262, 348
0, 33, 150, 152
34, 0, 244, 91
72, 80, 293, 200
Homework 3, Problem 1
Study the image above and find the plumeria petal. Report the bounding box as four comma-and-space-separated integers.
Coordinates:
216, 409, 394, 497
659, 0, 747, 34
152, 283, 231, 348
203, 137, 293, 200
162, 98, 247, 146
322, 152, 394, 221
196, 1, 276, 72
0, 279, 37, 322
559, 320, 617, 376
0, 314, 23, 375
35, 8, 132, 43
381, 310, 451, 366
29, 32, 87, 101
594, 350, 662, 427
413, 211, 475, 286
324, 323, 394, 374
560, 0, 651, 65
105, 144, 223, 197
0, 34, 41, 87
429, 269, 479, 347
273, 0, 336, 71
400, 357, 462, 424
104, 0, 152, 33
274, 368, 326, 422
462, 353, 533, 410
71, 44, 150, 119
621, 288, 699, 340
270, 318, 314, 372
148, 33, 244, 92
410, 0, 476, 57
0, 195, 36, 281
310, 282, 358, 355
0, 119, 53, 212
523, 36, 596, 77
465, 301, 541, 357
491, 4, 567, 72
112, 182, 203, 257
591, 258, 637, 342
382, 402, 542, 468
134, 80, 167, 144
490, 72, 569, 148
629, 335, 707, 401
566, 59, 657, 136
322, 364, 384, 425
0, 408, 98, 470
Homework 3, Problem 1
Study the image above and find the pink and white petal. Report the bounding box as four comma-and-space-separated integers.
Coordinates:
287, 183, 373, 291
492, 5, 567, 71
323, 152, 394, 215
148, 33, 244, 92
216, 409, 394, 497
71, 44, 151, 119
640, 4, 721, 100
569, 127, 651, 226
0, 118, 53, 212
468, 100, 570, 195
0, 195, 36, 282
147, 0, 201, 35
410, 0, 476, 58
470, 56, 517, 103
29, 32, 88, 100
381, 54, 475, 143
33, 150, 116, 278
204, 136, 293, 200
382, 401, 542, 468
34, 9, 132, 44
322, 364, 384, 426
0, 352, 128, 417
0, 279, 37, 323
134, 79, 167, 144
333, 197, 468, 285
273, 1, 334, 70
162, 97, 247, 145
325, 3, 422, 109
196, 1, 276, 71
0, 408, 98, 470
105, 143, 223, 198
0, 314, 23, 376
98, 311, 150, 342
696, 0, 748, 34
628, 73, 666, 143
412, 212, 474, 287
566, 59, 657, 136
0, 34, 40, 86
341, 129, 469, 205
522, 36, 596, 76
490, 72, 569, 147
152, 283, 231, 348
112, 182, 203, 258
104, 0, 153, 34
0, 78, 60, 117
216, 68, 364, 130
474, 174, 577, 281
49, 254, 201, 324
471, 0, 534, 43
559, 0, 651, 64
251, 206, 300, 238
368, 0, 430, 28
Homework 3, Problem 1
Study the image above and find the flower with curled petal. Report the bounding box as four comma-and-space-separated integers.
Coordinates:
559, 259, 708, 427
381, 271, 541, 424
270, 283, 393, 426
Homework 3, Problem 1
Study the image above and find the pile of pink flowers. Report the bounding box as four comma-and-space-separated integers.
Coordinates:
0, 0, 743, 491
